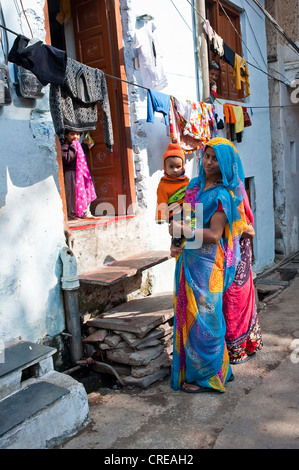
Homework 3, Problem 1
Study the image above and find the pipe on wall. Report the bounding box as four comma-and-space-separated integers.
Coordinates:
60, 246, 83, 363
194, 0, 210, 101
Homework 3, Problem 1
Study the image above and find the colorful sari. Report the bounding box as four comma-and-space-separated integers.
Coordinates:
170, 138, 248, 392
223, 192, 263, 362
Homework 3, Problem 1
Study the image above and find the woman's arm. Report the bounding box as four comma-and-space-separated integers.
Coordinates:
169, 211, 227, 245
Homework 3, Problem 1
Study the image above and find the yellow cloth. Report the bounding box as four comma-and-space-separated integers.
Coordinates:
233, 54, 250, 97
56, 0, 71, 25
233, 105, 244, 134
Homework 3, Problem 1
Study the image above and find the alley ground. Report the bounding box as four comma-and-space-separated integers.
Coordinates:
60, 274, 299, 451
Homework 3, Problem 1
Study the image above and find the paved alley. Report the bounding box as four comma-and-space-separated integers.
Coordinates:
60, 275, 299, 450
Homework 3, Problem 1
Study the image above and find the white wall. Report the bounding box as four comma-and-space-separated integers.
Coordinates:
0, 0, 65, 345
121, 0, 275, 281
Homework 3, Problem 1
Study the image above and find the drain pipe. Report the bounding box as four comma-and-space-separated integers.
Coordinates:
60, 246, 84, 363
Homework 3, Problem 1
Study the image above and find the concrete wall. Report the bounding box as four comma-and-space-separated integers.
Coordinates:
0, 0, 65, 345
265, 0, 299, 255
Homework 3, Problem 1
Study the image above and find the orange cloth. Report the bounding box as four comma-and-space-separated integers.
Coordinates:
223, 104, 236, 124
155, 175, 189, 223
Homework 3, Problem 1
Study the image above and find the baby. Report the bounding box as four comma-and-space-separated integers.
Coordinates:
155, 140, 190, 245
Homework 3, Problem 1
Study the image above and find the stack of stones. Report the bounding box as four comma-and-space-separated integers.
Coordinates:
82, 293, 174, 388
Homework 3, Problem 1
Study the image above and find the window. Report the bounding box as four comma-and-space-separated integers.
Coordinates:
206, 0, 245, 101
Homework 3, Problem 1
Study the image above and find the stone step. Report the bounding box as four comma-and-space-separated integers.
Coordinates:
86, 291, 174, 338
0, 341, 56, 400
79, 250, 171, 286
0, 371, 90, 449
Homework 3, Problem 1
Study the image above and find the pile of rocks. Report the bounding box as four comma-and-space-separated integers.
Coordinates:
82, 293, 174, 388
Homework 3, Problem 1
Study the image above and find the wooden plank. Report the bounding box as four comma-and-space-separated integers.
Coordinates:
79, 250, 171, 285
86, 292, 174, 338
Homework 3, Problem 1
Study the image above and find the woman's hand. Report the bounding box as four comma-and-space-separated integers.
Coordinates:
169, 220, 194, 239
170, 244, 183, 257
242, 223, 255, 239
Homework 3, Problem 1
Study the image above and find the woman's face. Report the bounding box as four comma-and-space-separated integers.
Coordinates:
203, 147, 222, 180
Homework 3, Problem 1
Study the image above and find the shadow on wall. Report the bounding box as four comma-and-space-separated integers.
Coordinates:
0, 102, 61, 210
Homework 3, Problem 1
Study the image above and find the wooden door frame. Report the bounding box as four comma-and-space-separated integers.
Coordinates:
44, 0, 136, 224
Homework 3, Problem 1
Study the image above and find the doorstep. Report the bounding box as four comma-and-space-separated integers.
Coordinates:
79, 250, 171, 286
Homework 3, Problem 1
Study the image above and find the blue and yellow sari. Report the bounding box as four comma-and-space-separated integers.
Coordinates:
171, 138, 248, 392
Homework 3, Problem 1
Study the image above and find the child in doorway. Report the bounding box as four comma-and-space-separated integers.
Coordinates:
155, 139, 190, 246
61, 129, 97, 220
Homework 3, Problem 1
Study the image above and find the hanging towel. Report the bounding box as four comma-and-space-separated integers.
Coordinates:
233, 105, 244, 134
222, 43, 235, 68
8, 34, 67, 86
49, 58, 114, 150
133, 21, 168, 91
56, 0, 72, 25
242, 106, 252, 127
147, 89, 171, 125
212, 33, 224, 57
214, 101, 225, 129
223, 104, 236, 124
203, 19, 214, 41
234, 54, 250, 97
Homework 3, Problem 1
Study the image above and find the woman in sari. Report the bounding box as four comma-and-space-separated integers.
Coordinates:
169, 137, 248, 393
223, 192, 263, 364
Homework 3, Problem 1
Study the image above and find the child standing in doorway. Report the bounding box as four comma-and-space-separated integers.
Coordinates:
155, 139, 190, 245
61, 129, 97, 220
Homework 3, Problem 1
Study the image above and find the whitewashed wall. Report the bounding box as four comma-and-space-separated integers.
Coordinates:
121, 0, 275, 285
0, 0, 65, 345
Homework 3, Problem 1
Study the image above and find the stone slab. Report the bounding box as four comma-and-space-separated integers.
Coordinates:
86, 292, 174, 338
79, 250, 171, 285
122, 368, 170, 388
106, 344, 165, 366
0, 381, 69, 437
0, 341, 56, 379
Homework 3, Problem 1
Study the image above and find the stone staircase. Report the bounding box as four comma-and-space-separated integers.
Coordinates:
0, 340, 90, 449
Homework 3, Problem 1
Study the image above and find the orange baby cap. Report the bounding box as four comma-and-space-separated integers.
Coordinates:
163, 139, 185, 171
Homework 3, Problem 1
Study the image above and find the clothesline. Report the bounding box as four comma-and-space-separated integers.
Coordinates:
0, 24, 297, 111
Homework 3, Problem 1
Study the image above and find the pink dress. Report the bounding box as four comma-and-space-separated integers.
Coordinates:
72, 139, 97, 218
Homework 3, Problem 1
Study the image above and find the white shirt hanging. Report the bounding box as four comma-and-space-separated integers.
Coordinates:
133, 21, 168, 91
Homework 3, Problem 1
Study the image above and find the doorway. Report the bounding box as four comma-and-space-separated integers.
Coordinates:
47, 0, 135, 216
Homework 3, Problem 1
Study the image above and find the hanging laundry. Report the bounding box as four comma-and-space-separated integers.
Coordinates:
147, 89, 171, 125
183, 101, 217, 144
223, 103, 236, 141
232, 105, 244, 142
169, 97, 203, 154
242, 106, 252, 127
56, 0, 72, 25
133, 21, 168, 91
211, 33, 224, 57
169, 98, 217, 153
232, 105, 244, 134
172, 96, 192, 123
234, 54, 250, 97
221, 43, 235, 68
8, 34, 67, 86
214, 101, 225, 130
203, 19, 214, 41
49, 58, 114, 150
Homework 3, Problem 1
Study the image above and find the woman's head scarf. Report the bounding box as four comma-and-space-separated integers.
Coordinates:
197, 137, 245, 205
